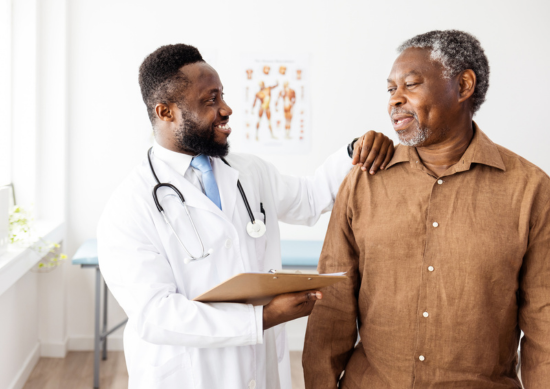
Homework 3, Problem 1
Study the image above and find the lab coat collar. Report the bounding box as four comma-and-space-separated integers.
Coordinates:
211, 157, 239, 222
152, 141, 193, 177
145, 151, 239, 222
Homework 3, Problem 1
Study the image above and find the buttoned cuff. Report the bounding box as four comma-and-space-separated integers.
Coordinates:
341, 145, 354, 167
254, 305, 264, 344
347, 138, 359, 158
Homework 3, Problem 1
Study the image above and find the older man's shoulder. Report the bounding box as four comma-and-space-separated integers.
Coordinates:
496, 144, 550, 183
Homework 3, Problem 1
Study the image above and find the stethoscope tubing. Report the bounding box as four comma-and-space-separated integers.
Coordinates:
147, 147, 259, 262
223, 157, 256, 225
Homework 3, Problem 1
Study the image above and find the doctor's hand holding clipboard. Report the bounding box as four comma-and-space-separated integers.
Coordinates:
97, 43, 394, 389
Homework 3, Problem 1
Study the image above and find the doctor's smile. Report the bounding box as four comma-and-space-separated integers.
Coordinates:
98, 43, 394, 388
214, 121, 232, 136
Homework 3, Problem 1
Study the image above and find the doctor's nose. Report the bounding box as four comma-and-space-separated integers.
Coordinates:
220, 101, 233, 117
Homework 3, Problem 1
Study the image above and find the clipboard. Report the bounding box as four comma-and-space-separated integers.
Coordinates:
192, 271, 347, 306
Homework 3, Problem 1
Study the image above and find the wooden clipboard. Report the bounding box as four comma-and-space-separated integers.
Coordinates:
192, 272, 347, 306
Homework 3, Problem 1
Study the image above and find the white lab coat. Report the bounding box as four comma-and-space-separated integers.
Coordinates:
97, 147, 352, 389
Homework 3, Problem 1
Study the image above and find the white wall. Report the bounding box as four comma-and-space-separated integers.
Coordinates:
0, 272, 40, 389
65, 0, 550, 350
0, 0, 69, 387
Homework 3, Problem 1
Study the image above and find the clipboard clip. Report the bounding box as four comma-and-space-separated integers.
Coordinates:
268, 269, 312, 275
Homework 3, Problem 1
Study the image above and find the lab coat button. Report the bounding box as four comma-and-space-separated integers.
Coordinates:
248, 379, 256, 389
225, 239, 232, 248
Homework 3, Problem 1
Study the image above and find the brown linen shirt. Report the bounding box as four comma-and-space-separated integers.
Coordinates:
303, 124, 550, 388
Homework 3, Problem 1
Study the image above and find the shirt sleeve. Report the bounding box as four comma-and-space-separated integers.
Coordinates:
97, 193, 262, 349
302, 171, 360, 388
519, 200, 550, 387
255, 146, 352, 226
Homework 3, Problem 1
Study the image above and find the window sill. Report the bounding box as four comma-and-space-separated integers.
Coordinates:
0, 220, 65, 297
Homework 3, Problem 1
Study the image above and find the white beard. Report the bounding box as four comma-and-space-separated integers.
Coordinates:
397, 126, 429, 147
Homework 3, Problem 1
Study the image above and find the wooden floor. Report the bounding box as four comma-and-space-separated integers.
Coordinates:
23, 351, 305, 389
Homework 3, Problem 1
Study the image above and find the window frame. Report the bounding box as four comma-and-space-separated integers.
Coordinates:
0, 0, 12, 188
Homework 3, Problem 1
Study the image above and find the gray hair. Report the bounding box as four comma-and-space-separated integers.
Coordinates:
398, 30, 490, 114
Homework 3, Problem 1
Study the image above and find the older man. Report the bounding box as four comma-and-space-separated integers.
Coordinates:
303, 30, 550, 388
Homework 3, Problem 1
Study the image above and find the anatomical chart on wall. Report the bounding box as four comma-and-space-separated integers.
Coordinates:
241, 53, 310, 155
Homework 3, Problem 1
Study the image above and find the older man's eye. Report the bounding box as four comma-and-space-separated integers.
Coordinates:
406, 83, 417, 88
387, 87, 396, 93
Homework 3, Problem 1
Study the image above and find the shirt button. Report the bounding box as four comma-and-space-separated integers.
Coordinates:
423, 311, 429, 318
225, 239, 232, 248
428, 266, 434, 272
419, 355, 425, 362
437, 179, 443, 185
249, 380, 256, 389
433, 222, 439, 228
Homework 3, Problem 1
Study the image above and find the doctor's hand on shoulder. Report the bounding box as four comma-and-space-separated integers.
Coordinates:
263, 290, 323, 330
350, 130, 395, 174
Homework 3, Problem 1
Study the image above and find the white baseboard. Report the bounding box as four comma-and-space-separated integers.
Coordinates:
7, 342, 40, 389
68, 335, 124, 351
40, 336, 68, 358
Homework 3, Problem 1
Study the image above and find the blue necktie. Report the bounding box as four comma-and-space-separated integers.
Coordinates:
191, 155, 222, 210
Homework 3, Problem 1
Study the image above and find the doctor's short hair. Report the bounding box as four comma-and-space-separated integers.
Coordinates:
139, 44, 204, 124
397, 30, 490, 114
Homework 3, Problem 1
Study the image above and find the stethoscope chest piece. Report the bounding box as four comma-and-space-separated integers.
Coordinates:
247, 220, 266, 238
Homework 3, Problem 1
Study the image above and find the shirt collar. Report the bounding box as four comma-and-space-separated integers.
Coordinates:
461, 122, 506, 172
385, 122, 506, 173
152, 141, 194, 177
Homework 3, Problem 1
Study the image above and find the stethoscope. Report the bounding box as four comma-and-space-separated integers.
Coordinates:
147, 148, 267, 264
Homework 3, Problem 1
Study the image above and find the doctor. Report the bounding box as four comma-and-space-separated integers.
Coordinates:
97, 43, 394, 389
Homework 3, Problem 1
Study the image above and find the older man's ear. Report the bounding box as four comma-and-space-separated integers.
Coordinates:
458, 69, 476, 104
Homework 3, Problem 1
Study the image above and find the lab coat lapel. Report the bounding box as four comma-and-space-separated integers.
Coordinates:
211, 157, 239, 222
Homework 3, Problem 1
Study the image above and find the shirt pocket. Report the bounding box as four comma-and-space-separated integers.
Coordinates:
141, 353, 194, 387
252, 211, 267, 261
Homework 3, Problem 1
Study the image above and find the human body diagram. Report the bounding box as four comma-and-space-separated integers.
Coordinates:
276, 81, 296, 139
252, 81, 279, 140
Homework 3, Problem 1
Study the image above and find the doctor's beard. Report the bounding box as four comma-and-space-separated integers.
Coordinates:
174, 108, 229, 157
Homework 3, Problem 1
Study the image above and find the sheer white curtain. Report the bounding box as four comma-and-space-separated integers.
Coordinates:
0, 0, 11, 188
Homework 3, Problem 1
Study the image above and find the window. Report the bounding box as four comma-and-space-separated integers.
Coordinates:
0, 0, 12, 187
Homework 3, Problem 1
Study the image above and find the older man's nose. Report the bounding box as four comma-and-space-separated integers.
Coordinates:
389, 88, 406, 107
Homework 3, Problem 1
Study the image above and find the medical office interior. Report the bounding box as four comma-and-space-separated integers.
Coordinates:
1, 0, 549, 388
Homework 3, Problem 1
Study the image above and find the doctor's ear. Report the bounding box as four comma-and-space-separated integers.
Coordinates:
155, 103, 175, 122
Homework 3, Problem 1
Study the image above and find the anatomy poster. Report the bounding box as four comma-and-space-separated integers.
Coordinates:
241, 53, 310, 155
